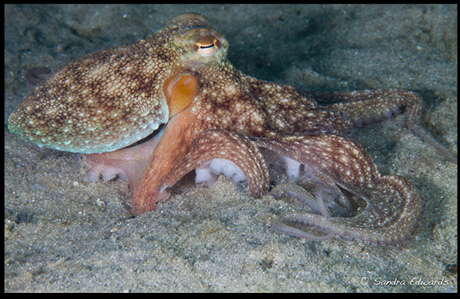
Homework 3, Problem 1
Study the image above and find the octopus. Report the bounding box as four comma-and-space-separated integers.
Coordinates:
8, 13, 457, 246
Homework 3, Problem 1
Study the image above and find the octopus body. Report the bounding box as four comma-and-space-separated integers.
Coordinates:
8, 13, 456, 246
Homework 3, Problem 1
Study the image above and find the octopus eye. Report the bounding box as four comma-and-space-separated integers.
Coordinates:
195, 34, 220, 56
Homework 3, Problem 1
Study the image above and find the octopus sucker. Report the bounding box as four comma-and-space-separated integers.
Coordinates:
8, 13, 456, 245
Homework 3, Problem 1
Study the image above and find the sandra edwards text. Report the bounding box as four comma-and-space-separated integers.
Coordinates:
360, 277, 452, 287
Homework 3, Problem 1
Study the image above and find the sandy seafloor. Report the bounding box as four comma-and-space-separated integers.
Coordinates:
4, 4, 457, 292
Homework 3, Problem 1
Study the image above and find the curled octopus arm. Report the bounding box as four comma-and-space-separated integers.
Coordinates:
164, 129, 270, 199
256, 134, 423, 246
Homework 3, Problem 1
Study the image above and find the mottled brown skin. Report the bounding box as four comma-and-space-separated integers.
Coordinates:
8, 13, 456, 245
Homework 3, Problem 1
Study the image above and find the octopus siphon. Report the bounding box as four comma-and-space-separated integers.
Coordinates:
8, 13, 457, 246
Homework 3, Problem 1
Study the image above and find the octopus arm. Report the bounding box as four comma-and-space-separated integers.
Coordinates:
246, 77, 353, 135
312, 89, 457, 163
256, 134, 423, 245
164, 129, 270, 199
